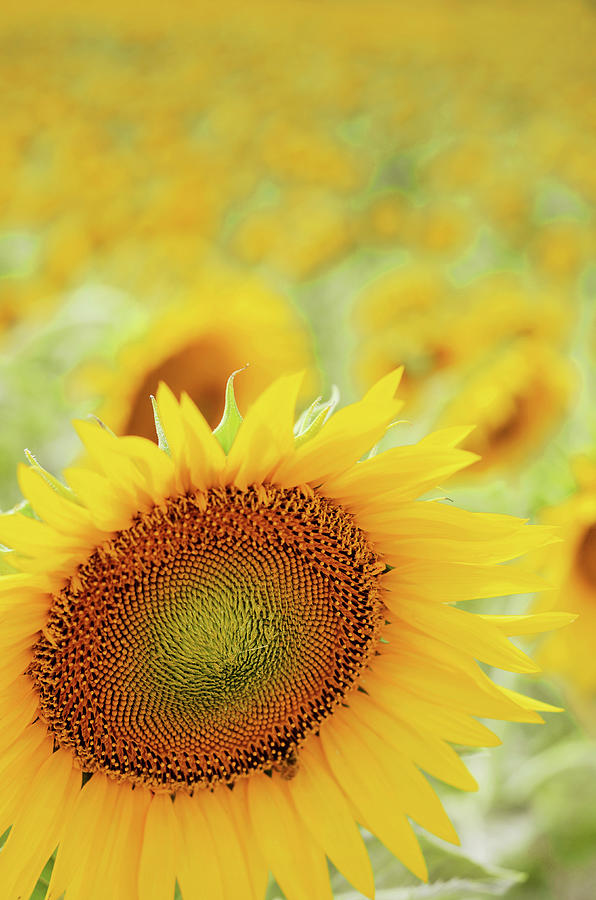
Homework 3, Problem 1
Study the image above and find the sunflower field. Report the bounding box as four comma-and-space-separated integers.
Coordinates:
1, 1, 595, 898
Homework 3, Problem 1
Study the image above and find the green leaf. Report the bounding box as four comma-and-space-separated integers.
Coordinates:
266, 833, 524, 899
213, 370, 245, 454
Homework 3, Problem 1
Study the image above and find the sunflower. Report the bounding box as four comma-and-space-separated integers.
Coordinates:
436, 339, 576, 476
0, 370, 571, 900
352, 264, 457, 409
84, 266, 316, 438
535, 458, 596, 697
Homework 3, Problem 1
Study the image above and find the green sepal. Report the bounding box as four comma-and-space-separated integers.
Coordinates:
150, 396, 171, 456
0, 547, 18, 574
213, 370, 244, 454
3, 498, 37, 519
293, 386, 339, 449
0, 499, 36, 568
87, 415, 117, 437
24, 449, 79, 502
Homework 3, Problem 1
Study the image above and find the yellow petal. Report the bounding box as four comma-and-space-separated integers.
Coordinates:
336, 707, 459, 844
360, 502, 532, 541
0, 513, 79, 557
385, 594, 540, 673
116, 436, 177, 502
17, 464, 101, 540
348, 690, 477, 792
0, 728, 53, 836
377, 527, 558, 567
499, 685, 563, 713
369, 649, 543, 723
323, 427, 478, 504
225, 372, 304, 488
138, 792, 179, 900
273, 368, 403, 488
47, 772, 117, 900
364, 672, 501, 747
0, 748, 80, 900
74, 420, 157, 510
155, 382, 193, 491
0, 644, 35, 689
198, 787, 260, 900
320, 723, 428, 881
86, 782, 151, 900
180, 391, 227, 488
0, 682, 39, 752
248, 772, 333, 900
64, 466, 136, 531
216, 781, 269, 900
174, 793, 225, 900
288, 740, 375, 898
481, 611, 578, 635
62, 778, 138, 900
381, 561, 547, 602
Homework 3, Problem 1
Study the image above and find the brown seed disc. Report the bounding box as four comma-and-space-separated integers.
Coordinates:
576, 523, 596, 587
29, 485, 385, 792
124, 340, 236, 437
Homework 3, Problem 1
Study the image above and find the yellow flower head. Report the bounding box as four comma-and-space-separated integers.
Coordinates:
352, 264, 455, 408
437, 339, 576, 476
536, 458, 596, 697
0, 370, 572, 899
84, 266, 316, 437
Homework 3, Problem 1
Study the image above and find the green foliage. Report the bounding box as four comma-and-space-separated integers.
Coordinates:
28, 856, 54, 900
265, 834, 525, 900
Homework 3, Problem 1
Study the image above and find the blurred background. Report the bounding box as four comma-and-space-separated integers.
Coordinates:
1, 0, 596, 897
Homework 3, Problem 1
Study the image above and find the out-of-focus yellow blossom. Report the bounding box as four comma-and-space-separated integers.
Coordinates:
358, 192, 413, 245
409, 199, 477, 257
352, 264, 456, 408
459, 274, 576, 352
528, 222, 595, 284
437, 340, 576, 477
2, 0, 596, 329
422, 138, 496, 195
80, 266, 317, 437
536, 459, 596, 698
232, 190, 354, 279
354, 265, 576, 420
353, 265, 450, 335
260, 124, 362, 192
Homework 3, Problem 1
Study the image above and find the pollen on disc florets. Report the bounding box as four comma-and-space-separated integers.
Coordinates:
28, 484, 386, 792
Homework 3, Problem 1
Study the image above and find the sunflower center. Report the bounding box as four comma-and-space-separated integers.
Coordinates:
576, 523, 596, 587
124, 338, 235, 437
486, 392, 529, 447
29, 485, 384, 791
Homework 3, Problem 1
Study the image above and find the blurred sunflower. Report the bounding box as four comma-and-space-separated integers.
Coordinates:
352, 264, 456, 408
353, 269, 575, 417
535, 458, 596, 697
0, 369, 571, 899
459, 274, 575, 352
437, 339, 576, 476
84, 267, 316, 437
